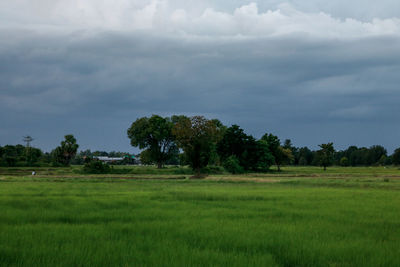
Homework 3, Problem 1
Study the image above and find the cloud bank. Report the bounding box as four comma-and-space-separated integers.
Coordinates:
1, 1, 400, 152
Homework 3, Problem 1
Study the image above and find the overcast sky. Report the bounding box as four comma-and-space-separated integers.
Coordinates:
1, 0, 400, 153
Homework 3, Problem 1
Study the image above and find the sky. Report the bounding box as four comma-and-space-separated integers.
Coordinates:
1, 0, 400, 153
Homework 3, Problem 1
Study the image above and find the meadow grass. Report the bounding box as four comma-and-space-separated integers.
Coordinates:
1, 166, 400, 266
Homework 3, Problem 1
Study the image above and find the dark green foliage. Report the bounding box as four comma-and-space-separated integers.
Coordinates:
367, 145, 387, 166
199, 165, 226, 174
283, 139, 299, 163
127, 115, 177, 168
139, 149, 153, 165
261, 133, 280, 153
0, 145, 44, 167
339, 146, 389, 166
217, 125, 274, 172
297, 147, 314, 166
217, 125, 249, 162
83, 160, 111, 174
217, 125, 251, 170
252, 140, 275, 171
349, 147, 369, 166
317, 143, 335, 171
52, 135, 79, 166
261, 133, 293, 171
173, 116, 224, 174
25, 147, 43, 166
223, 155, 244, 174
392, 148, 400, 165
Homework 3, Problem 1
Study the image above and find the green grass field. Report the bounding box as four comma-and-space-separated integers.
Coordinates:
1, 166, 400, 266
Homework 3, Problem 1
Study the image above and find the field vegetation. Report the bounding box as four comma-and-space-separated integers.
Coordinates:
1, 166, 400, 266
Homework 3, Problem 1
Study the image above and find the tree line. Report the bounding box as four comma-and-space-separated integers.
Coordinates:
0, 135, 134, 167
127, 115, 400, 174
1, 114, 400, 173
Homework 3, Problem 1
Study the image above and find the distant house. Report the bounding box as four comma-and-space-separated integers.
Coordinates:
93, 156, 124, 163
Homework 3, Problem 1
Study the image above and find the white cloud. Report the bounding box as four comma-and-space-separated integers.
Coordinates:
1, 1, 400, 39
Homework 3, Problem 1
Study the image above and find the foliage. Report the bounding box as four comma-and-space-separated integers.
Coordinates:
367, 145, 387, 166
172, 116, 224, 174
0, 145, 45, 167
51, 135, 79, 166
317, 143, 335, 170
393, 148, 400, 165
217, 125, 249, 163
127, 115, 177, 168
199, 165, 226, 174
223, 155, 245, 174
283, 139, 298, 164
25, 147, 43, 166
139, 149, 154, 165
82, 160, 111, 174
261, 133, 293, 171
217, 125, 274, 172
297, 147, 314, 166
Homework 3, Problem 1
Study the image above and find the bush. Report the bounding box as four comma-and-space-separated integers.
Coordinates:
223, 155, 245, 174
83, 160, 111, 174
200, 165, 226, 174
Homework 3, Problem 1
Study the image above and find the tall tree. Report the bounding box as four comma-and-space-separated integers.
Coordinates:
52, 135, 79, 166
172, 116, 224, 176
317, 143, 335, 171
127, 115, 176, 168
217, 125, 274, 172
283, 139, 298, 165
366, 145, 387, 166
261, 133, 292, 171
217, 125, 250, 165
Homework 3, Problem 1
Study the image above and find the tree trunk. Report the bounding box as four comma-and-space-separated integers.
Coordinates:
324, 165, 326, 171
277, 165, 281, 172
157, 162, 162, 169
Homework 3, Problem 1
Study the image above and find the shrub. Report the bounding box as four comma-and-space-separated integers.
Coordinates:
200, 165, 226, 174
223, 155, 245, 174
83, 160, 111, 174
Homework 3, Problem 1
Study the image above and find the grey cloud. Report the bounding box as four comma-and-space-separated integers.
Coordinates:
1, 29, 400, 152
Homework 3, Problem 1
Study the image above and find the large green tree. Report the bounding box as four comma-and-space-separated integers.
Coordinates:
217, 125, 274, 172
172, 116, 224, 176
217, 125, 250, 166
127, 115, 177, 168
317, 143, 335, 171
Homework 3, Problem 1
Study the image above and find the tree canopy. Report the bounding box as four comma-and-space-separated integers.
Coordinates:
172, 116, 224, 175
52, 135, 79, 166
261, 133, 293, 171
127, 115, 177, 168
317, 143, 335, 171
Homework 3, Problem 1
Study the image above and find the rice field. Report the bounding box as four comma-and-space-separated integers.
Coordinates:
1, 166, 400, 266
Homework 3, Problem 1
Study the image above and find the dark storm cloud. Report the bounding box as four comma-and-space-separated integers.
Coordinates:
1, 26, 400, 152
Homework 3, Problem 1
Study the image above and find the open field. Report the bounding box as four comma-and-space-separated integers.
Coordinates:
1, 166, 400, 266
